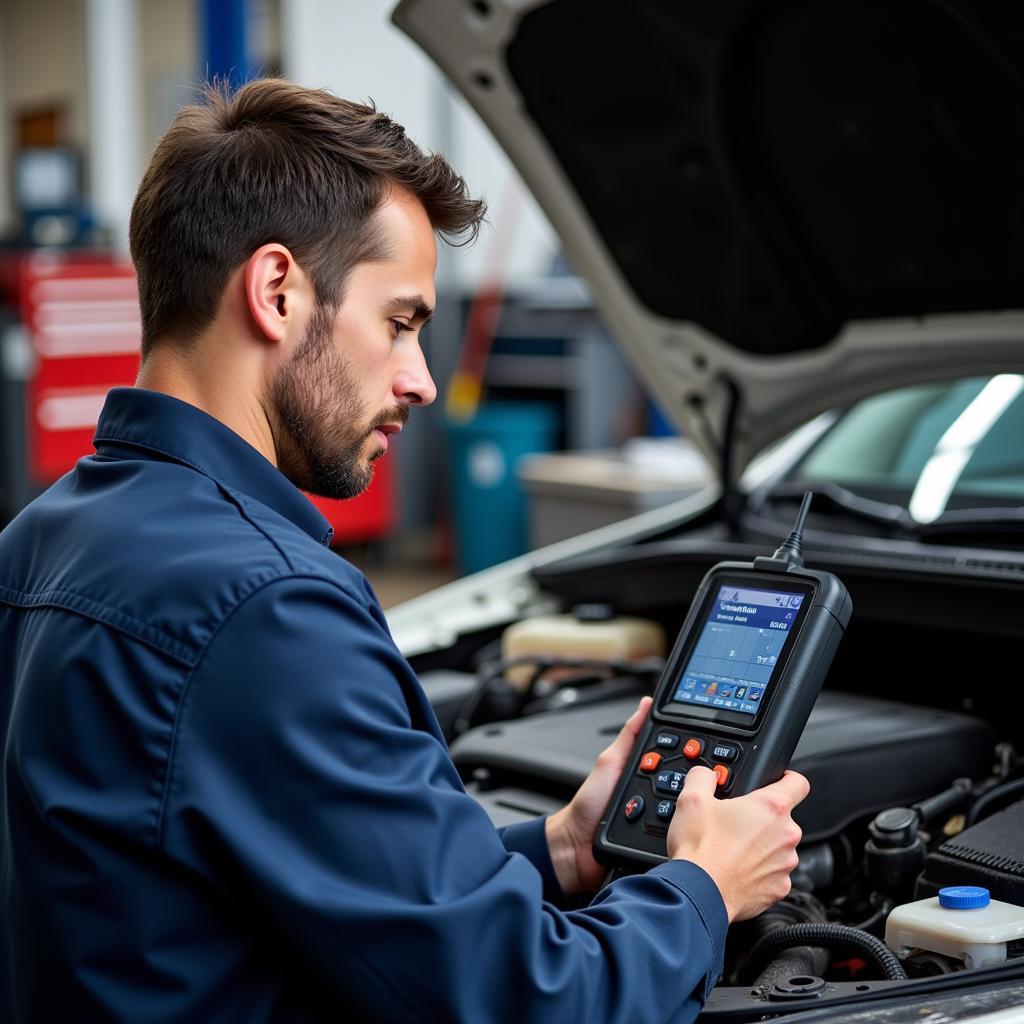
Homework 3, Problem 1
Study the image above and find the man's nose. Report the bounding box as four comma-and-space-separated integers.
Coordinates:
393, 343, 437, 407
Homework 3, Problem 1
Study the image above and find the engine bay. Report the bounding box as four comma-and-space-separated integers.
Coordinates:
411, 524, 1024, 1017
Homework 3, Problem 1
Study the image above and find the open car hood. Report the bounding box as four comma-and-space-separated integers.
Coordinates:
394, 0, 1024, 474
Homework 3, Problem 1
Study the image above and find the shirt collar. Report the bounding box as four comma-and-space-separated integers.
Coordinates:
93, 387, 334, 546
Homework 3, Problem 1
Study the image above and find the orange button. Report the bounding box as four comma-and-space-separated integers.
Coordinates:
713, 764, 730, 788
639, 751, 662, 773
683, 738, 703, 760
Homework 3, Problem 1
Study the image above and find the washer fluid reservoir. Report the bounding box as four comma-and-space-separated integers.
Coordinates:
501, 605, 665, 691
885, 886, 1024, 970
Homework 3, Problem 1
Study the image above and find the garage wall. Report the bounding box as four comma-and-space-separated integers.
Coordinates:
280, 0, 559, 292
138, 0, 197, 169
1, 0, 88, 232
2, 0, 88, 145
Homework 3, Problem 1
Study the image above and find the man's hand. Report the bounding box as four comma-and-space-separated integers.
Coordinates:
544, 696, 808, 914
667, 766, 808, 922
545, 696, 652, 895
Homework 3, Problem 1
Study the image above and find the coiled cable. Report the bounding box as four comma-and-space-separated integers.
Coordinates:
741, 923, 908, 984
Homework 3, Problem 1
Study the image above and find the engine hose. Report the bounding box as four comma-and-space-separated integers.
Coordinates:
753, 947, 831, 990
741, 924, 908, 984
966, 776, 1024, 827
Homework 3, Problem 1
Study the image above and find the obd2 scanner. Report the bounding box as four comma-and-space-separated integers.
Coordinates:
595, 494, 852, 868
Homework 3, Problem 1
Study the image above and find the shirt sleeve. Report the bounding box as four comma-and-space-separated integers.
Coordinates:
159, 575, 727, 1024
498, 818, 565, 905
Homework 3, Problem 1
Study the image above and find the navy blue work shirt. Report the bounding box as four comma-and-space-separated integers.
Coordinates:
0, 387, 727, 1022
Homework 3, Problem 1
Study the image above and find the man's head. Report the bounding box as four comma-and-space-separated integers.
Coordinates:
265, 189, 443, 498
129, 79, 485, 497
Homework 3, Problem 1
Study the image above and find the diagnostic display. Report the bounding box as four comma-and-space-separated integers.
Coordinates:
669, 585, 805, 717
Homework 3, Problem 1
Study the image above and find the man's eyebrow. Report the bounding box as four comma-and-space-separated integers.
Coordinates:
385, 295, 434, 324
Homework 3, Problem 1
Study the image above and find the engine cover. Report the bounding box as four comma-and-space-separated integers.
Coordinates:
918, 799, 1024, 906
450, 691, 994, 843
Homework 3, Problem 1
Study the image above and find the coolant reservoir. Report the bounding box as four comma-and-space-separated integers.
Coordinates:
501, 605, 665, 691
885, 886, 1024, 969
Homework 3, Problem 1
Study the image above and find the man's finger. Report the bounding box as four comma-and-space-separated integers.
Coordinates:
766, 770, 811, 809
601, 697, 652, 761
625, 696, 652, 734
681, 764, 717, 798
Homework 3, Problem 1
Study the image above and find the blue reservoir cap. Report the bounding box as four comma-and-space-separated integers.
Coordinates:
938, 886, 990, 910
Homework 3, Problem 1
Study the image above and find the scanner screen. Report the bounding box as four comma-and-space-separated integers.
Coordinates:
670, 585, 805, 718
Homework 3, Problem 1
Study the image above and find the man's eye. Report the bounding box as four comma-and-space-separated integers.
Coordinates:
390, 319, 411, 337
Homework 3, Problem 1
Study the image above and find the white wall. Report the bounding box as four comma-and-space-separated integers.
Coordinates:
138, 0, 198, 166
280, 0, 558, 292
85, 0, 141, 252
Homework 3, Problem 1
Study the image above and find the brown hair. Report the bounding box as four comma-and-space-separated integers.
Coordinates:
130, 78, 485, 355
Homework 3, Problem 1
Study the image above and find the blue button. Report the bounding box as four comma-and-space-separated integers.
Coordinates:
654, 770, 686, 794
938, 886, 990, 910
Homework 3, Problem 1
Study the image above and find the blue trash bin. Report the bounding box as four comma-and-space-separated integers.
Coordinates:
446, 403, 558, 574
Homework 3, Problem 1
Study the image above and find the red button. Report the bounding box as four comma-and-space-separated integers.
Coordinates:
683, 738, 703, 760
713, 764, 730, 788
639, 751, 662, 773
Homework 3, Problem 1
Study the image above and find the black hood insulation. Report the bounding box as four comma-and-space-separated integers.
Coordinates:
507, 0, 1024, 356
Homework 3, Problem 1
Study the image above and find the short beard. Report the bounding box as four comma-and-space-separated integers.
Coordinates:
269, 303, 396, 500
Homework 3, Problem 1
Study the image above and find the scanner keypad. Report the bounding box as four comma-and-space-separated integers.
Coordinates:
621, 729, 740, 824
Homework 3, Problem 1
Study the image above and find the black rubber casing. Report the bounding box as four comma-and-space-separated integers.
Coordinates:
595, 560, 852, 868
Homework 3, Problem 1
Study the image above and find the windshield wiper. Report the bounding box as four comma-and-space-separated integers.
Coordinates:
917, 505, 1024, 540
766, 481, 1024, 541
765, 480, 917, 534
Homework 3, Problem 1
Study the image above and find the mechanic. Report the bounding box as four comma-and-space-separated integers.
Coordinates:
0, 78, 807, 1023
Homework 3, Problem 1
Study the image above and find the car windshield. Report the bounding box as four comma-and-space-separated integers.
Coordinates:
791, 375, 1024, 522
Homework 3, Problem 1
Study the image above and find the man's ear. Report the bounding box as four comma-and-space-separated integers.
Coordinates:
244, 243, 304, 343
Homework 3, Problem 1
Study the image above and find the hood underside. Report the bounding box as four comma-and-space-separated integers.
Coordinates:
394, 0, 1024, 472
